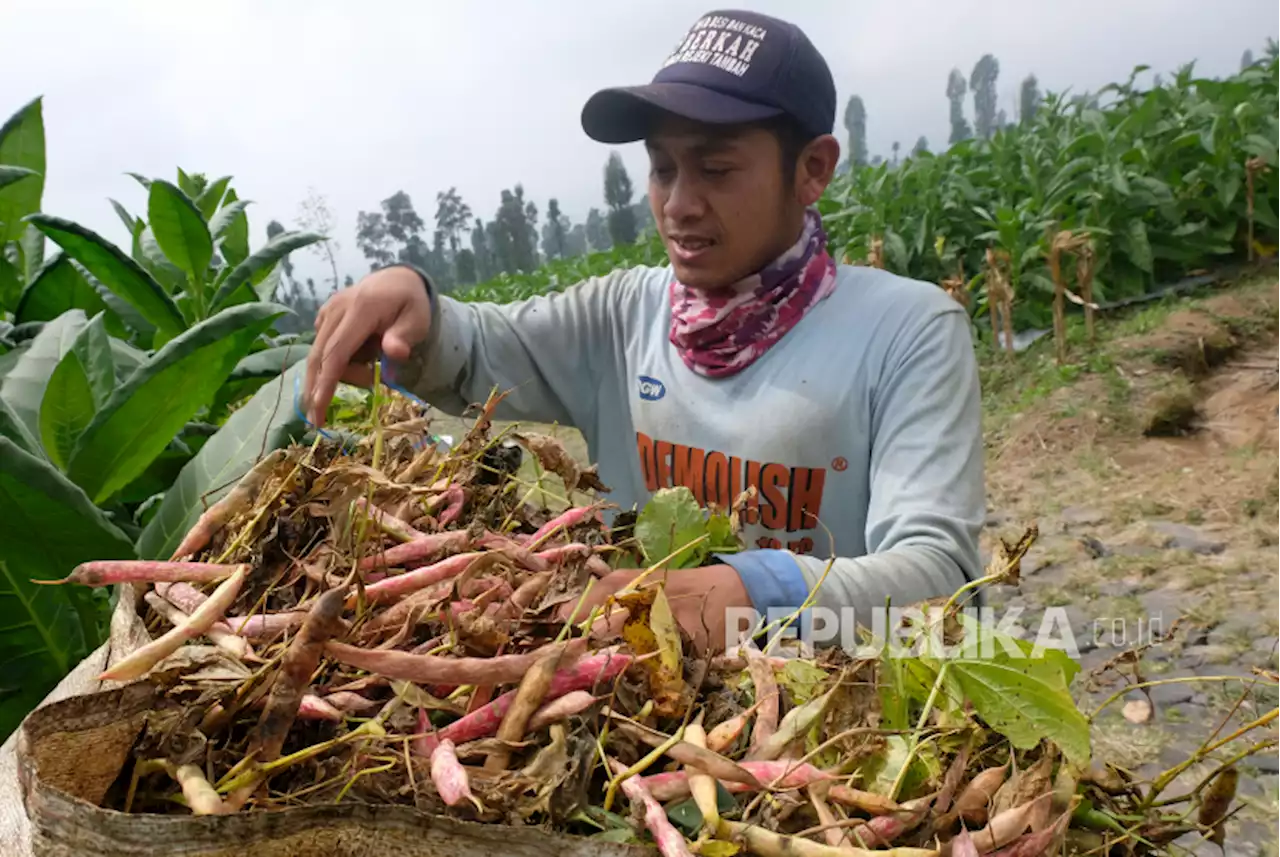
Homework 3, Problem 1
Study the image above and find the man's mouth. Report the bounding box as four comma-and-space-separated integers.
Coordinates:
669, 235, 716, 262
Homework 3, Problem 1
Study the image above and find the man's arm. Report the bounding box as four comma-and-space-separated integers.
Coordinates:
718, 306, 986, 646
384, 267, 643, 430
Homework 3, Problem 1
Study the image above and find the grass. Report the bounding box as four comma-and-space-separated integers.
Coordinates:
979, 266, 1277, 434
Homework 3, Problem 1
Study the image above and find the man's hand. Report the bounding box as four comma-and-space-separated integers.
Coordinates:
304, 266, 432, 427
558, 564, 752, 655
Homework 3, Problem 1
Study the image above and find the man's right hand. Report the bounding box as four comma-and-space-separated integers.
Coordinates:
303, 265, 432, 428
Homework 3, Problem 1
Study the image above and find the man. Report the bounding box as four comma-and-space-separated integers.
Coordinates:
304, 9, 985, 654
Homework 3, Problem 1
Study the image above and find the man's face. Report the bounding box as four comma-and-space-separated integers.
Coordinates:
646, 116, 804, 290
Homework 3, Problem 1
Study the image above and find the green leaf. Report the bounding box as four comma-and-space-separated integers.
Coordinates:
0, 165, 37, 191
125, 172, 152, 191
0, 437, 135, 741
147, 179, 213, 282
945, 616, 1088, 763
0, 395, 40, 456
0, 97, 45, 246
635, 486, 709, 568
1121, 219, 1154, 274
254, 265, 283, 301
0, 255, 19, 313
176, 168, 199, 199
15, 254, 110, 325
39, 314, 114, 470
116, 434, 195, 505
209, 231, 324, 311
137, 359, 309, 559
66, 302, 285, 504
80, 263, 154, 341
19, 222, 45, 283
0, 310, 88, 438
137, 226, 187, 294
26, 214, 185, 337
778, 659, 828, 706
108, 336, 147, 383
211, 343, 311, 415
108, 198, 136, 235
706, 512, 738, 554
209, 199, 252, 240
194, 175, 231, 221
218, 189, 250, 268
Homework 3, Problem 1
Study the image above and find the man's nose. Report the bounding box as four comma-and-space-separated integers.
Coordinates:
663, 172, 705, 224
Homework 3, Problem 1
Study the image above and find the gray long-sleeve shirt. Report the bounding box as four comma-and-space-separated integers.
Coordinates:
388, 261, 986, 648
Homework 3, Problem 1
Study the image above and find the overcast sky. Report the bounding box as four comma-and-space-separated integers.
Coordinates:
4, 0, 1276, 288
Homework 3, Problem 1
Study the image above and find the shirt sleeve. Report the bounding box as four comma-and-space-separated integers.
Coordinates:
382, 266, 647, 430
719, 305, 986, 648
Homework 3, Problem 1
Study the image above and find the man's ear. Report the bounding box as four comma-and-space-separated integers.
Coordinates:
796, 134, 841, 207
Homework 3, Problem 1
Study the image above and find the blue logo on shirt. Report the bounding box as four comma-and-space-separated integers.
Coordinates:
638, 375, 666, 401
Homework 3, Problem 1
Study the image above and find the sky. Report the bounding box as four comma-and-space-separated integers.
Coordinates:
3, 0, 1276, 289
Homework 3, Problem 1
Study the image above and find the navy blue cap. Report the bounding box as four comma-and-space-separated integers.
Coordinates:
582, 10, 836, 144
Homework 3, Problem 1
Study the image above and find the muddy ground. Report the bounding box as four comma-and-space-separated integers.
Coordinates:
422, 267, 1280, 855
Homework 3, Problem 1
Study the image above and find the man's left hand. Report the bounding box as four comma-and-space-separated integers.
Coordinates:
556, 564, 752, 654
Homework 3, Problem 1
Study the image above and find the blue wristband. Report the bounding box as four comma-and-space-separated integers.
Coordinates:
717, 549, 814, 647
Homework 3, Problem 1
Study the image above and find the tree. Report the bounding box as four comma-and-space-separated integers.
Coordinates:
586, 207, 611, 251
913, 136, 929, 157
565, 223, 588, 257
995, 109, 1007, 131
471, 218, 494, 281
434, 187, 471, 252
970, 54, 1000, 140
1019, 74, 1041, 126
493, 186, 537, 272
843, 95, 868, 168
383, 191, 425, 244
947, 69, 972, 144
633, 195, 656, 236
356, 211, 394, 269
604, 152, 638, 246
1241, 49, 1255, 70
891, 141, 900, 166
455, 248, 477, 284
488, 215, 512, 274
542, 198, 568, 259
295, 188, 341, 293
344, 275, 354, 287
524, 198, 539, 264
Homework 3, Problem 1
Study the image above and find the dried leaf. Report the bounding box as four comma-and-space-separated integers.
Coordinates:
619, 587, 686, 717
650, 585, 683, 674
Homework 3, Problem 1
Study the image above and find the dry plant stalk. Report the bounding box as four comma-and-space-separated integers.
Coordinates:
983, 248, 1015, 355
867, 236, 886, 269
1048, 229, 1097, 362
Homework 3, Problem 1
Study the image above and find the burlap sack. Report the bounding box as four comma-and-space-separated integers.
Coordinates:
1, 587, 653, 857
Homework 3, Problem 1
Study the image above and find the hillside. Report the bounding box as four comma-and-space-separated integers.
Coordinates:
425, 264, 1279, 852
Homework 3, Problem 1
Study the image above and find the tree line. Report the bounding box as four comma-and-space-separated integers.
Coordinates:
843, 48, 1261, 170
349, 151, 655, 295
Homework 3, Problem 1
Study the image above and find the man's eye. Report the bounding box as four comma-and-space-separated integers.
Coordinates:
703, 165, 734, 178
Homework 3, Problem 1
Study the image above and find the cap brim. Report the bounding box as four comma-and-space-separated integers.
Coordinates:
581, 82, 784, 144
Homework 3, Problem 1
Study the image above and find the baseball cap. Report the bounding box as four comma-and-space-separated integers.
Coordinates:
581, 9, 836, 144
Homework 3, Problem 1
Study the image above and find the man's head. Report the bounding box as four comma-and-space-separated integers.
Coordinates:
581, 10, 840, 290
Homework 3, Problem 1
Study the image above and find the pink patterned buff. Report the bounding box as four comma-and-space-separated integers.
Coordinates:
668, 208, 837, 378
